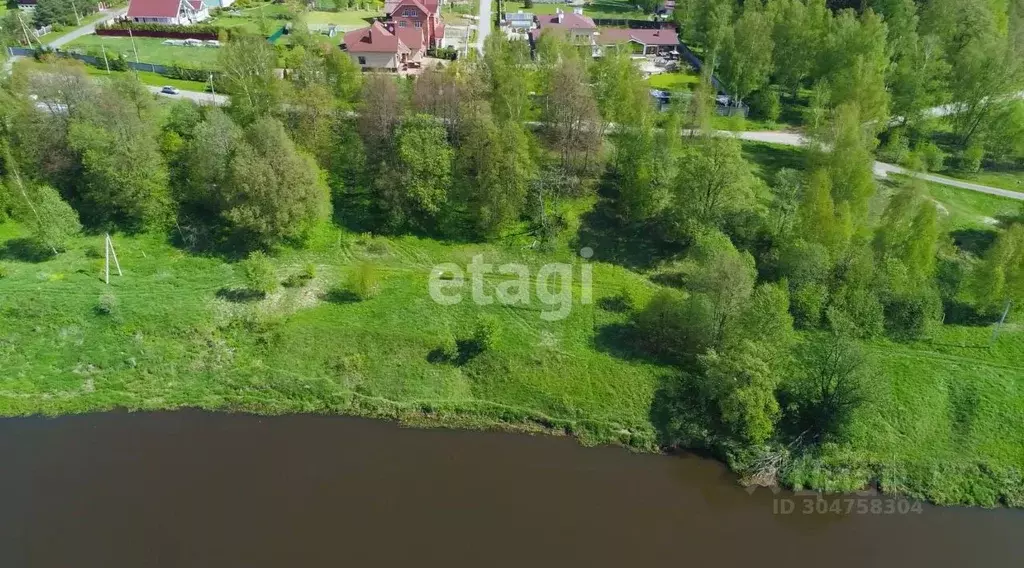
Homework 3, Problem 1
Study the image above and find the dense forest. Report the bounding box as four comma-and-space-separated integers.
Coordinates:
1, 0, 1023, 505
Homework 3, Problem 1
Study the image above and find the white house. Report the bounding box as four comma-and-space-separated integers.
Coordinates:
126, 0, 210, 25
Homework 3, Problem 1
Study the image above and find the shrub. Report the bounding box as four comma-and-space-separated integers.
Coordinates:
239, 251, 278, 296
959, 143, 984, 173
916, 141, 945, 172
751, 87, 780, 124
0, 264, 8, 279
883, 287, 943, 341
791, 282, 828, 329
826, 287, 884, 339
283, 263, 317, 288
471, 314, 500, 352
346, 260, 381, 300
438, 329, 459, 361
95, 293, 119, 316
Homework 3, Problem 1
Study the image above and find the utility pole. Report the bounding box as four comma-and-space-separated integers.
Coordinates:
70, 0, 83, 26
16, 11, 38, 49
104, 234, 122, 285
209, 72, 216, 103
128, 26, 140, 67
989, 300, 1013, 346
101, 43, 111, 73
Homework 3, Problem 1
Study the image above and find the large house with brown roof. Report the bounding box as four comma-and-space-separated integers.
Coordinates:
127, 0, 209, 25
529, 8, 597, 45
597, 27, 679, 55
342, 0, 445, 71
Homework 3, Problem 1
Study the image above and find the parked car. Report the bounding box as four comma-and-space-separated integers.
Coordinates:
160, 86, 180, 95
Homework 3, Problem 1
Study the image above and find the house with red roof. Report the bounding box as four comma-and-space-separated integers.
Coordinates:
342, 0, 445, 71
597, 27, 679, 55
343, 20, 426, 71
529, 8, 597, 46
127, 0, 209, 25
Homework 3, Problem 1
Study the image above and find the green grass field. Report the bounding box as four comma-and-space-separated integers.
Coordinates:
944, 168, 1024, 194
82, 66, 209, 91
302, 9, 379, 27
0, 223, 666, 448
504, 0, 650, 20
65, 35, 221, 70
645, 71, 699, 92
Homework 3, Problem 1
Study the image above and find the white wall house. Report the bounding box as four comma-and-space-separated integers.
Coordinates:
127, 0, 210, 25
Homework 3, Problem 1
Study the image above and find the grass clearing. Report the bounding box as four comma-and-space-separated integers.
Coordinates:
645, 71, 699, 92
0, 224, 667, 448
65, 35, 222, 70
943, 168, 1024, 194
302, 9, 379, 27
504, 0, 650, 19
82, 66, 209, 91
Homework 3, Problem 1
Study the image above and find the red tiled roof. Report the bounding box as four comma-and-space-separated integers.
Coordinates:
344, 21, 413, 54
597, 27, 679, 47
536, 12, 596, 30
127, 0, 182, 18
396, 25, 423, 51
386, 0, 439, 16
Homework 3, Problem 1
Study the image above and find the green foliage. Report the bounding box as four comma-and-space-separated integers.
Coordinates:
95, 292, 119, 317
219, 35, 281, 126
784, 334, 866, 444
221, 117, 331, 247
68, 75, 171, 231
719, 1, 774, 105
699, 341, 781, 445
672, 134, 755, 229
240, 250, 278, 295
346, 260, 380, 300
28, 184, 80, 253
379, 114, 453, 230
96, 21, 220, 36
471, 314, 501, 352
970, 224, 1024, 314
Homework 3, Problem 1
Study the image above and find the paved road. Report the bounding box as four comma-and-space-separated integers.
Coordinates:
47, 7, 128, 49
476, 0, 493, 53
147, 85, 228, 106
730, 130, 1023, 201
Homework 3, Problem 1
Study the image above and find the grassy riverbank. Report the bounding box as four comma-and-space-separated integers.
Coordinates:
1, 210, 1022, 506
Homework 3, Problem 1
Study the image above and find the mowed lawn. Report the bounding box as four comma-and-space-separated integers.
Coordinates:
303, 9, 379, 27
504, 0, 650, 19
646, 71, 700, 92
65, 35, 222, 70
944, 168, 1024, 194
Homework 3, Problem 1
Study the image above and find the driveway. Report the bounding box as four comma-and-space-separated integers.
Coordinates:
475, 0, 492, 53
147, 86, 228, 106
47, 7, 128, 49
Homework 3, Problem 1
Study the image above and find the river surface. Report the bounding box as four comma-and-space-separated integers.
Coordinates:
0, 411, 1021, 567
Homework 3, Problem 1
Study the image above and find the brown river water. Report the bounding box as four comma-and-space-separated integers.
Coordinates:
0, 411, 1021, 567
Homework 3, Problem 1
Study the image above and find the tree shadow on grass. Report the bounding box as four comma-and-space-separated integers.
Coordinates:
575, 196, 686, 270
0, 238, 53, 263
951, 228, 998, 257
322, 288, 362, 304
427, 339, 483, 366
215, 287, 265, 303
